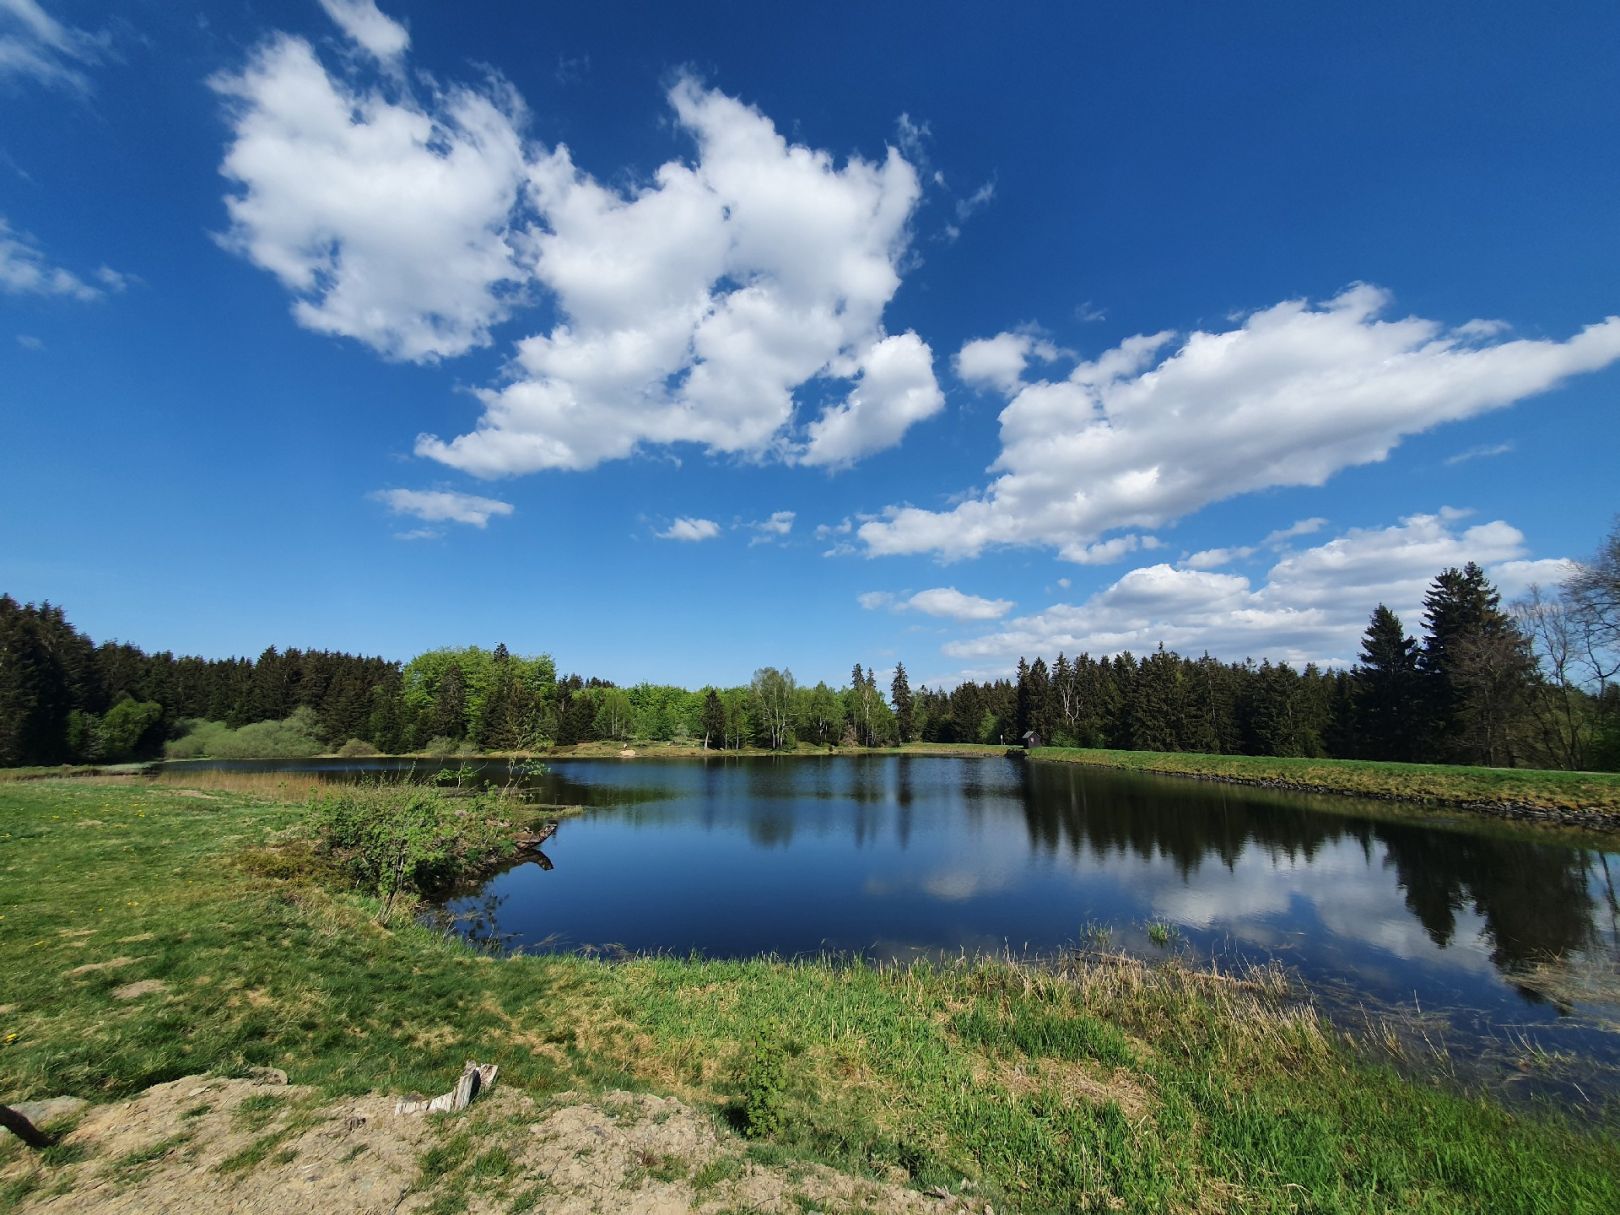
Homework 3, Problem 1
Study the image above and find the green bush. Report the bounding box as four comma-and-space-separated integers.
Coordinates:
308, 783, 522, 922
166, 708, 323, 759
735, 1033, 789, 1139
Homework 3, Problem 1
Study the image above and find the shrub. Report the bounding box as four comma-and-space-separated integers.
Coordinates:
336, 738, 380, 758
308, 783, 522, 922
166, 708, 323, 759
735, 1033, 790, 1139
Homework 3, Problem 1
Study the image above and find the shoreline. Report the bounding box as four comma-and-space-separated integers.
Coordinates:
1029, 746, 1620, 833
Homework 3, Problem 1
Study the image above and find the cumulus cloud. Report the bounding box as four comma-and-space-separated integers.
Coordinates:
1062, 534, 1159, 565
862, 286, 1620, 560
657, 516, 721, 542
215, 8, 943, 470
316, 0, 408, 63
1491, 558, 1581, 597
211, 31, 529, 363
416, 76, 938, 474
954, 331, 1061, 394
372, 487, 514, 527
1261, 517, 1328, 547
861, 587, 1014, 620
0, 216, 121, 300
0, 0, 109, 92
1181, 546, 1255, 571
945, 510, 1544, 668
800, 332, 944, 467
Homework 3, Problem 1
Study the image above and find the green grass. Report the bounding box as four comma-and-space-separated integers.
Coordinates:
2, 778, 1618, 1213
1032, 746, 1620, 817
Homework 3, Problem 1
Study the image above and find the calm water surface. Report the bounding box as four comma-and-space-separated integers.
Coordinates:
168, 754, 1620, 1099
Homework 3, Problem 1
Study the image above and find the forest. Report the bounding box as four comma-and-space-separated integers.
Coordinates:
2, 522, 1616, 771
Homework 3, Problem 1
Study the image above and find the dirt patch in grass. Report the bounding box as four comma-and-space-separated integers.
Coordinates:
974, 1053, 1156, 1123
110, 981, 167, 1001
64, 957, 142, 977
0, 1077, 982, 1215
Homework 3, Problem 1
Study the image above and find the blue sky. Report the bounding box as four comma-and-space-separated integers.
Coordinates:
2, 0, 1617, 689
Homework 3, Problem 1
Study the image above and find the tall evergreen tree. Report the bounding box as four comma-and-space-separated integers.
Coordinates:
1420, 563, 1533, 764
891, 662, 914, 744
1354, 605, 1422, 761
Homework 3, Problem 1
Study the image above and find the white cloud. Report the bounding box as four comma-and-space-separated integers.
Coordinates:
415, 75, 937, 474
862, 286, 1620, 560
1061, 534, 1158, 565
0, 216, 122, 301
911, 588, 1016, 620
217, 17, 944, 472
657, 516, 721, 542
945, 510, 1544, 668
816, 518, 854, 539
372, 487, 514, 527
954, 331, 1059, 394
316, 0, 409, 63
0, 0, 108, 92
800, 331, 944, 466
1492, 558, 1580, 598
1444, 441, 1514, 467
1261, 517, 1328, 547
392, 527, 441, 542
748, 510, 795, 544
211, 35, 530, 362
859, 587, 1013, 620
1181, 546, 1255, 570
15, 333, 43, 350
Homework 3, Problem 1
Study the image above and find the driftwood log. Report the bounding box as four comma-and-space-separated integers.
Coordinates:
0, 1104, 55, 1149
394, 1062, 498, 1116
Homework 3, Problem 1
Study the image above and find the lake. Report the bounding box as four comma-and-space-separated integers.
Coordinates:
166, 753, 1620, 1100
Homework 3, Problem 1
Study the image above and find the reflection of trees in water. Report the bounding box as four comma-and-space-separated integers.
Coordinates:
1022, 764, 1350, 878
1375, 823, 1599, 977
1022, 764, 1608, 983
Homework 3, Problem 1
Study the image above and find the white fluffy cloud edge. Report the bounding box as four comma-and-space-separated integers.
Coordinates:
865, 285, 1620, 562
918, 509, 1578, 683
213, 4, 944, 477
372, 488, 514, 528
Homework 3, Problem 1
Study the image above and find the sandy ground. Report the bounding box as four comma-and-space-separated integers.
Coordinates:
3, 1075, 993, 1214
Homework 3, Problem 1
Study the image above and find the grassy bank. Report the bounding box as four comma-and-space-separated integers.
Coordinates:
1032, 746, 1620, 819
3, 778, 1617, 1212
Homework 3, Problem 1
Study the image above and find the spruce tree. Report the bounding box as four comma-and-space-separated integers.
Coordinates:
891, 662, 914, 744
1354, 605, 1421, 761
1420, 563, 1533, 764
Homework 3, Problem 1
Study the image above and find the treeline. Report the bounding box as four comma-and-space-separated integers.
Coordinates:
2, 522, 1616, 769
921, 555, 1620, 771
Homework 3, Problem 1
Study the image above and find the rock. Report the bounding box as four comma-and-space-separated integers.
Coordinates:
246, 1067, 289, 1086
7, 1096, 87, 1127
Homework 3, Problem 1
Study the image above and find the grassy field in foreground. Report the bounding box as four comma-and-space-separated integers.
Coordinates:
2, 778, 1618, 1213
1032, 746, 1620, 815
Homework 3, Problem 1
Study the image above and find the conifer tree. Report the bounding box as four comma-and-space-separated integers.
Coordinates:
891, 662, 914, 744
1354, 605, 1421, 761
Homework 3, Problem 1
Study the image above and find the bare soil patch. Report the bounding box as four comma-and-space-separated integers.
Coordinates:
3, 1077, 988, 1214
